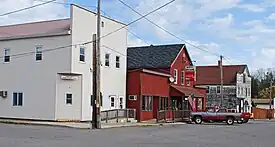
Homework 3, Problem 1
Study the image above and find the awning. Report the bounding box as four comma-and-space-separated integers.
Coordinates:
170, 85, 205, 98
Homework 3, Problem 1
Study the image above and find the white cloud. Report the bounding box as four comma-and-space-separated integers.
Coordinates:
237, 4, 266, 12
267, 13, 275, 20
0, 0, 68, 26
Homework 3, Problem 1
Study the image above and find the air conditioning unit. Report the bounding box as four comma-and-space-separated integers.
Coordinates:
0, 91, 8, 98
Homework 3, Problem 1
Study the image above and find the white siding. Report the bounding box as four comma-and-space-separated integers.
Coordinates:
0, 35, 71, 120
236, 67, 252, 112
70, 5, 127, 120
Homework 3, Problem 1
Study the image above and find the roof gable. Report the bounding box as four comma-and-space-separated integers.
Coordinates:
127, 44, 185, 69
195, 65, 247, 85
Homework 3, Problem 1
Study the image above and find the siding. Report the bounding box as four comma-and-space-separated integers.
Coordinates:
0, 35, 71, 120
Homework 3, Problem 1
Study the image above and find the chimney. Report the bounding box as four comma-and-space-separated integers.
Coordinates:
218, 60, 221, 67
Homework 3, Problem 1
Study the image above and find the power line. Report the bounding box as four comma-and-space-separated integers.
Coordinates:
0, 0, 174, 61
0, 0, 56, 17
117, 0, 220, 57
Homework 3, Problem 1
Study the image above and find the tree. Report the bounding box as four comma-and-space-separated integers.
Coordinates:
258, 86, 275, 99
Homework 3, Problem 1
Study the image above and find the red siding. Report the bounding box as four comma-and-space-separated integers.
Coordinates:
170, 46, 194, 87
141, 72, 169, 96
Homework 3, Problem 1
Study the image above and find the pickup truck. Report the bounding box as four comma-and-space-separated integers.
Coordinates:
190, 107, 248, 125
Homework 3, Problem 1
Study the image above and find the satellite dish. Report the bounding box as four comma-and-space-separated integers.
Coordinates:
169, 77, 175, 83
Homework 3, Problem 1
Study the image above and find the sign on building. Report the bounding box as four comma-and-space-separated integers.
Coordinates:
185, 66, 196, 81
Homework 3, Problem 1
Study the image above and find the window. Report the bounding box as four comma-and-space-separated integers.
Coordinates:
116, 56, 120, 68
105, 53, 110, 67
241, 87, 243, 96
128, 95, 137, 100
90, 95, 93, 106
119, 97, 123, 109
35, 45, 42, 61
66, 93, 72, 105
101, 21, 104, 27
159, 97, 168, 110
110, 96, 115, 107
13, 92, 23, 106
79, 47, 85, 62
206, 86, 209, 93
187, 81, 191, 86
248, 88, 250, 96
245, 88, 248, 97
238, 86, 240, 95
142, 96, 152, 111
174, 69, 178, 84
181, 71, 185, 85
243, 74, 246, 83
4, 48, 10, 63
217, 86, 221, 93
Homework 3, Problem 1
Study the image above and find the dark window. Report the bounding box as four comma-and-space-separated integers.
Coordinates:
13, 93, 17, 106
217, 86, 221, 93
4, 48, 10, 63
110, 96, 115, 107
80, 47, 85, 62
13, 92, 23, 106
90, 95, 93, 106
119, 97, 123, 109
66, 93, 72, 105
116, 56, 120, 68
206, 86, 209, 93
142, 96, 152, 111
243, 74, 246, 83
128, 95, 137, 100
36, 46, 42, 61
101, 21, 104, 27
159, 97, 168, 110
105, 53, 110, 66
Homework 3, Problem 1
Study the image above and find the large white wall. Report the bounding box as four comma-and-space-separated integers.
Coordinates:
236, 67, 252, 112
0, 35, 71, 120
70, 4, 127, 120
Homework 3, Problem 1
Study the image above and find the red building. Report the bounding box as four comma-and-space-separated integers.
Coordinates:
127, 44, 206, 121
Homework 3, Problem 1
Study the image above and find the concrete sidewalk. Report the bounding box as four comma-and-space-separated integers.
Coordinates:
0, 119, 186, 129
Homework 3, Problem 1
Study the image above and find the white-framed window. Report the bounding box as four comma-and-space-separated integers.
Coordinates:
79, 47, 85, 62
128, 95, 137, 100
110, 96, 115, 108
206, 86, 209, 93
13, 92, 23, 106
105, 53, 110, 67
4, 48, 10, 63
174, 69, 178, 84
187, 81, 191, 86
181, 71, 185, 85
238, 86, 240, 95
116, 56, 120, 68
142, 95, 152, 111
35, 45, 42, 61
119, 96, 123, 109
66, 93, 73, 105
217, 86, 221, 93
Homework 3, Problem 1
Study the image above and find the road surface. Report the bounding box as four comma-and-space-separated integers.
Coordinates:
0, 120, 274, 147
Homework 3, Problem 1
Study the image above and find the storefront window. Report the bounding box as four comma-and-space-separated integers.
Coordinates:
159, 97, 168, 110
197, 98, 203, 111
142, 96, 152, 111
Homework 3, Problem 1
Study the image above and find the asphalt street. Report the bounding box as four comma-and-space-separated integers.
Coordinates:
0, 120, 275, 147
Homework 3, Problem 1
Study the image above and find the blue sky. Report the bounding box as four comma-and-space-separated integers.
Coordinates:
1, 0, 275, 71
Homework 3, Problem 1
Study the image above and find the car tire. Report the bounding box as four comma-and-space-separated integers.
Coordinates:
194, 116, 202, 124
237, 120, 243, 124
243, 119, 249, 123
226, 117, 234, 125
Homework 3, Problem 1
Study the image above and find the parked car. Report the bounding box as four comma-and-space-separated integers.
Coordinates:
190, 107, 246, 125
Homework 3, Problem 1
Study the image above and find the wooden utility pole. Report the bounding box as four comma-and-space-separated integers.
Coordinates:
96, 0, 101, 128
220, 55, 224, 108
269, 79, 273, 120
92, 34, 97, 129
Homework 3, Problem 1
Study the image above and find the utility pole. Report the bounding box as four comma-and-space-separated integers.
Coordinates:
220, 55, 224, 108
96, 0, 101, 128
92, 34, 97, 129
269, 79, 273, 120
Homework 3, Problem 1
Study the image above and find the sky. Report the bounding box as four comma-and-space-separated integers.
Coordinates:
0, 0, 275, 71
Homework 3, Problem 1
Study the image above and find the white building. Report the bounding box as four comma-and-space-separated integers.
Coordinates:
0, 4, 127, 121
195, 61, 252, 112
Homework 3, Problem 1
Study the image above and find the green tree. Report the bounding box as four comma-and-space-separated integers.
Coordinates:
258, 86, 275, 99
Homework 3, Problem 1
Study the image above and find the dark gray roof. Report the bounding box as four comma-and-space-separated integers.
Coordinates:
127, 44, 185, 69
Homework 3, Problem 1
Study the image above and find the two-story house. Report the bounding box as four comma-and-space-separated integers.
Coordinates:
126, 44, 206, 121
195, 61, 251, 112
0, 4, 127, 121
